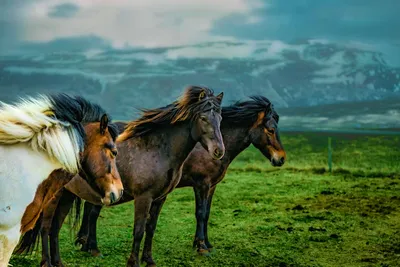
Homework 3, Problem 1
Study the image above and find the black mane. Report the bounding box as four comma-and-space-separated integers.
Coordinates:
49, 93, 118, 150
222, 95, 278, 125
120, 86, 221, 140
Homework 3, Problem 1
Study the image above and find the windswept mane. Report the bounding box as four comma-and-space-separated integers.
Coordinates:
118, 86, 221, 141
0, 93, 116, 173
222, 95, 279, 125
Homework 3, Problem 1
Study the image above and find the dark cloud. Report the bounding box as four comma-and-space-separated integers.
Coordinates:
210, 0, 400, 43
18, 35, 112, 53
48, 3, 79, 18
0, 0, 25, 53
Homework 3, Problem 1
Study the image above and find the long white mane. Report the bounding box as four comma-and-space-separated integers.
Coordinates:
0, 95, 82, 173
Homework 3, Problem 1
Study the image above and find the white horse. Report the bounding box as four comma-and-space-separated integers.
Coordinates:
0, 94, 106, 267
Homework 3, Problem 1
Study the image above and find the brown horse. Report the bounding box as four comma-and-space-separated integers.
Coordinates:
0, 93, 123, 267
13, 108, 123, 267
20, 85, 225, 267
76, 95, 286, 264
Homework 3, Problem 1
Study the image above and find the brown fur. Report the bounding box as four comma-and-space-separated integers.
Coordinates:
118, 86, 222, 141
20, 171, 71, 234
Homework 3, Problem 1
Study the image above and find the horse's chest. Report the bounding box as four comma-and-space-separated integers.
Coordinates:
210, 166, 228, 187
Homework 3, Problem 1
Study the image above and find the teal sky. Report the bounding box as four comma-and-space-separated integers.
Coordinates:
0, 0, 399, 65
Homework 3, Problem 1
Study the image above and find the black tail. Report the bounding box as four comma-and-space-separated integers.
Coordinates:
14, 213, 43, 255
66, 196, 82, 237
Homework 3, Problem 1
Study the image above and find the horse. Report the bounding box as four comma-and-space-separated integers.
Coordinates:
17, 85, 225, 267
76, 95, 286, 264
0, 93, 124, 267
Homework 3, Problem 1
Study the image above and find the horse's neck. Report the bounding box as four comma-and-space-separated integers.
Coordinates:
162, 122, 197, 167
221, 124, 251, 163
150, 123, 197, 168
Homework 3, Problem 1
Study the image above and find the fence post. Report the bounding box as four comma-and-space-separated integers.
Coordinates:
328, 137, 332, 173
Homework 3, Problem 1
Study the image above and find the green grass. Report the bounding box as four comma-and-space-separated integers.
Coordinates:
10, 132, 400, 267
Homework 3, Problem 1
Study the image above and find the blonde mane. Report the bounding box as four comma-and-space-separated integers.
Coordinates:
0, 94, 110, 174
0, 95, 81, 173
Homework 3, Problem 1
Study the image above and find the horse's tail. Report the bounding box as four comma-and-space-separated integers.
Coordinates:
65, 194, 82, 240
14, 213, 42, 255
72, 196, 82, 230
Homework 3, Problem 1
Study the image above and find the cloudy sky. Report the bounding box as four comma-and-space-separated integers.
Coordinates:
0, 0, 399, 55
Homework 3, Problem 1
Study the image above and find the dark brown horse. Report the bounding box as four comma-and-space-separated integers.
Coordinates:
14, 114, 124, 267
20, 86, 225, 267
76, 95, 286, 264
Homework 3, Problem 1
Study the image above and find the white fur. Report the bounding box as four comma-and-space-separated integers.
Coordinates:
0, 95, 81, 173
0, 96, 83, 266
0, 144, 63, 266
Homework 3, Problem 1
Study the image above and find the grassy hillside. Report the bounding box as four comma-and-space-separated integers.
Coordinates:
10, 132, 400, 267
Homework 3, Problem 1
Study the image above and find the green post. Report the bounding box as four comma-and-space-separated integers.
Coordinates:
328, 137, 332, 173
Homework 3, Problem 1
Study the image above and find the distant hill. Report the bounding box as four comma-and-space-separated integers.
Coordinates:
1, 40, 399, 130
277, 97, 400, 131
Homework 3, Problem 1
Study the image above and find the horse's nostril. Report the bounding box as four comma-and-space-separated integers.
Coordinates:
110, 192, 116, 203
279, 157, 285, 164
213, 148, 222, 158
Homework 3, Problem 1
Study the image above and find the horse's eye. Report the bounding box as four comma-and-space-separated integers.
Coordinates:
200, 116, 207, 122
111, 149, 118, 157
267, 128, 275, 135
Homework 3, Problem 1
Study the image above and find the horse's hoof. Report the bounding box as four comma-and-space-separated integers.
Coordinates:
143, 258, 157, 267
207, 247, 215, 253
126, 258, 140, 267
75, 236, 88, 246
80, 246, 89, 252
40, 262, 52, 267
90, 249, 103, 258
205, 242, 213, 249
141, 256, 156, 267
197, 248, 211, 257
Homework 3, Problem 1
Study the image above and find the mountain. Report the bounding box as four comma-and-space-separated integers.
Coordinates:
277, 97, 400, 131
0, 40, 399, 129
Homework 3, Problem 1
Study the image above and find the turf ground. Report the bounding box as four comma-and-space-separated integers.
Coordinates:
10, 132, 400, 267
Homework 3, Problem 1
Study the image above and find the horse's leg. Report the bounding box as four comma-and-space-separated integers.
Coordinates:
204, 185, 216, 250
193, 184, 210, 255
0, 224, 20, 267
127, 196, 152, 267
75, 201, 93, 249
49, 191, 75, 267
40, 189, 66, 267
141, 197, 166, 267
40, 225, 51, 267
83, 204, 103, 257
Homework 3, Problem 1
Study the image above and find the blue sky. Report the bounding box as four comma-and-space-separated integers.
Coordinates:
0, 0, 399, 57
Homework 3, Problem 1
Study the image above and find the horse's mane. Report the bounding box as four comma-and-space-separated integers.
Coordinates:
222, 95, 279, 126
118, 86, 221, 141
0, 93, 116, 173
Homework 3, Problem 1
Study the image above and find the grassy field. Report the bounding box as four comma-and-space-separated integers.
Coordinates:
10, 132, 400, 267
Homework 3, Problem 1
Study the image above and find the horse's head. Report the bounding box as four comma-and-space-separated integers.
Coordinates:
80, 114, 123, 205
189, 88, 225, 160
249, 103, 286, 167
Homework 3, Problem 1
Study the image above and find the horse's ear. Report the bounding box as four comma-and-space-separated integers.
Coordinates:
198, 90, 206, 101
100, 114, 109, 135
216, 92, 224, 104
